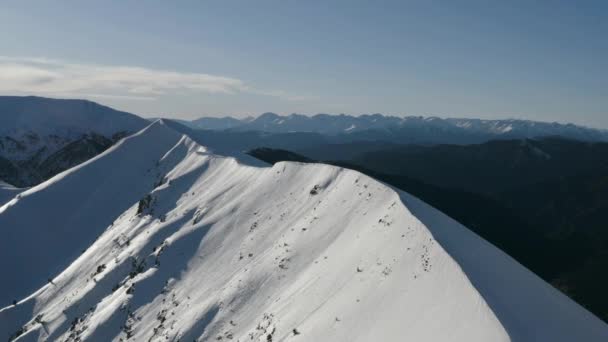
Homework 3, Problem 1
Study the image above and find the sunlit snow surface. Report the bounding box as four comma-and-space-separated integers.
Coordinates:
0, 121, 606, 341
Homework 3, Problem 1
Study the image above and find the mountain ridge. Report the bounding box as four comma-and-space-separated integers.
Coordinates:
1, 121, 606, 341
0, 96, 147, 137
179, 112, 608, 143
0, 96, 149, 186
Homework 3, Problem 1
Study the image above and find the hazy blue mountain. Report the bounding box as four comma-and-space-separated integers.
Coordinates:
190, 116, 249, 130
148, 116, 250, 130
182, 113, 608, 144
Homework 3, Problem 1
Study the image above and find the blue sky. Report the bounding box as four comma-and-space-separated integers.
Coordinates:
0, 0, 606, 127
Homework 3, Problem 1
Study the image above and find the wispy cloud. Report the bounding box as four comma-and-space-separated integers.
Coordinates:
250, 88, 319, 102
0, 56, 311, 102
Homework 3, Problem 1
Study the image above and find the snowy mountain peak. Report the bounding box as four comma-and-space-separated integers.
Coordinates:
0, 122, 606, 341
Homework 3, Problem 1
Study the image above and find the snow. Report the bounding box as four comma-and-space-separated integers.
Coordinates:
0, 96, 148, 162
0, 120, 606, 341
344, 124, 356, 132
500, 124, 514, 133
0, 181, 22, 206
0, 96, 147, 137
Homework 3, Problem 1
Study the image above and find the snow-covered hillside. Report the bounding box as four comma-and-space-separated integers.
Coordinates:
0, 96, 146, 161
0, 96, 146, 138
0, 121, 606, 341
0, 96, 148, 186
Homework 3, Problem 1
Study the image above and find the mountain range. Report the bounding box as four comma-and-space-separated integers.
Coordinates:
1, 120, 606, 341
178, 112, 608, 144
1, 96, 608, 340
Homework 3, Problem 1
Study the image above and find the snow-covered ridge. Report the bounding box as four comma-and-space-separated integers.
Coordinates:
0, 121, 606, 341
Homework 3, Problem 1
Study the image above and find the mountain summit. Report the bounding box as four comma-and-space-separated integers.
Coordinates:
0, 121, 606, 341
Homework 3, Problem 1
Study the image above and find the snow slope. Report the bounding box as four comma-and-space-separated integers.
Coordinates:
0, 121, 606, 341
0, 96, 147, 138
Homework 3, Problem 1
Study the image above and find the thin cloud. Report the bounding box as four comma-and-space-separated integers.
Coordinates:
0, 56, 307, 102
251, 88, 319, 102
59, 93, 157, 101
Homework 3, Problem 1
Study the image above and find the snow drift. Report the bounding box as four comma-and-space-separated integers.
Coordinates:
0, 120, 606, 341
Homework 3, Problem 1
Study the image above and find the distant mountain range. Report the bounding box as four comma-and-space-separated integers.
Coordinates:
3, 96, 607, 188
176, 112, 608, 144
1, 96, 608, 338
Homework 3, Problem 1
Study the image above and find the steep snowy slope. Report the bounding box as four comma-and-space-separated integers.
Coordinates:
0, 121, 606, 341
0, 122, 184, 304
